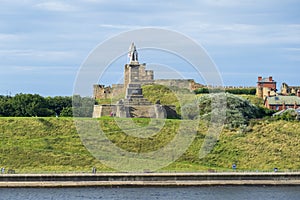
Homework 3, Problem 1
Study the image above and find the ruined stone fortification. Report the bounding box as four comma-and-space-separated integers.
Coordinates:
281, 82, 300, 96
93, 43, 179, 118
93, 43, 202, 101
93, 80, 199, 101
93, 78, 201, 100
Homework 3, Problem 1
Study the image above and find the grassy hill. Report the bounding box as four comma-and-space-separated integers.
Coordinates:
0, 117, 299, 173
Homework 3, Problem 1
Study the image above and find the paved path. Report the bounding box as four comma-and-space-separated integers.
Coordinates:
1, 172, 300, 187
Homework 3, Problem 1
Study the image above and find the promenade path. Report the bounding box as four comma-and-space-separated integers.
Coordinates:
1, 172, 300, 187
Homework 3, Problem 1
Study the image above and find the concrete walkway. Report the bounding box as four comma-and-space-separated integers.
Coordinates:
1, 172, 300, 187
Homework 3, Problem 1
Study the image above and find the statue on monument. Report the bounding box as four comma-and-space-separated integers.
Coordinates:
129, 42, 138, 63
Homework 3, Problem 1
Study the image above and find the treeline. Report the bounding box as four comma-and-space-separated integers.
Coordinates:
0, 94, 94, 117
194, 87, 256, 95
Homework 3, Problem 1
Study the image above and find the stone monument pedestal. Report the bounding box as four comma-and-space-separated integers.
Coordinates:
92, 42, 178, 119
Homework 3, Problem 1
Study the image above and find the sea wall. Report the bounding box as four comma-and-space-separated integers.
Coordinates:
1, 172, 300, 187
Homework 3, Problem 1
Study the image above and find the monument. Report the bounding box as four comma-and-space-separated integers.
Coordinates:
92, 43, 177, 118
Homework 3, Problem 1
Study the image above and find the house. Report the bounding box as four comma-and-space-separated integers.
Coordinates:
264, 92, 300, 111
256, 76, 277, 98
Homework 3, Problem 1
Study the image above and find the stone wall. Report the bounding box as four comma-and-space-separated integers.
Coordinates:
93, 105, 117, 118
93, 84, 125, 100
93, 104, 177, 118
139, 64, 154, 82
281, 82, 300, 95
111, 84, 124, 98
154, 79, 194, 91
2, 172, 300, 187
93, 85, 112, 99
124, 63, 154, 90
94, 79, 202, 100
190, 81, 204, 91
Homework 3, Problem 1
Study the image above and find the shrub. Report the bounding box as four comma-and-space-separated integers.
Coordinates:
194, 87, 256, 95
274, 110, 298, 121
197, 93, 261, 128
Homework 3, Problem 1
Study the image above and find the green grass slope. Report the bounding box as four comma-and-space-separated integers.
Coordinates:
0, 118, 112, 173
0, 117, 299, 173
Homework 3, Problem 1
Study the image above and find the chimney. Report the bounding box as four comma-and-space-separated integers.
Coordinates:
269, 76, 273, 82
297, 90, 300, 97
258, 76, 262, 82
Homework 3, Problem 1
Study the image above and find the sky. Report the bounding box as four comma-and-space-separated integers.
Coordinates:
0, 0, 299, 96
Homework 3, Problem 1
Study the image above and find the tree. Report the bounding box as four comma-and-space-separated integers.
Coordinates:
72, 95, 95, 117
10, 94, 54, 117
0, 94, 95, 117
0, 95, 14, 116
60, 107, 73, 117
45, 96, 72, 116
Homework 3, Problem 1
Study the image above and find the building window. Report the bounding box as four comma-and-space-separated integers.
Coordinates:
276, 106, 279, 110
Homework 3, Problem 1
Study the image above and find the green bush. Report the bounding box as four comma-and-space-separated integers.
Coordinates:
181, 103, 199, 119
274, 110, 298, 121
194, 87, 209, 94
197, 93, 261, 128
194, 87, 256, 95
226, 88, 256, 95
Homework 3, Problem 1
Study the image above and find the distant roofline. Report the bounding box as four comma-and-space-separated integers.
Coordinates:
257, 80, 276, 83
266, 95, 300, 105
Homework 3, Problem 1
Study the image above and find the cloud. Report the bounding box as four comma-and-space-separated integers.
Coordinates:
13, 65, 75, 72
99, 24, 144, 30
77, 0, 108, 3
178, 23, 300, 46
200, 0, 294, 8
0, 33, 21, 41
0, 0, 299, 95
0, 65, 77, 77
98, 24, 169, 30
0, 49, 73, 57
34, 2, 77, 12
202, 0, 254, 7
282, 47, 300, 51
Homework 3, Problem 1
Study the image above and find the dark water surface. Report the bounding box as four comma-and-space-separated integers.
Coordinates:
0, 186, 299, 200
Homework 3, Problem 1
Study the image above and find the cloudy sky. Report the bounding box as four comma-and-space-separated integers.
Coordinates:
0, 0, 299, 96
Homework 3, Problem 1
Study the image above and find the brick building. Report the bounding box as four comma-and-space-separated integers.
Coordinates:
256, 76, 277, 98
264, 91, 300, 111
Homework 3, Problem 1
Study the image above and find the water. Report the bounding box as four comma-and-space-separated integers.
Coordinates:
0, 186, 299, 200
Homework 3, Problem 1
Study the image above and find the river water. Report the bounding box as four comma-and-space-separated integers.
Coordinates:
0, 186, 299, 200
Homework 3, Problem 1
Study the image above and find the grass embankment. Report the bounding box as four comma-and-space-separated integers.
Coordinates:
0, 117, 299, 173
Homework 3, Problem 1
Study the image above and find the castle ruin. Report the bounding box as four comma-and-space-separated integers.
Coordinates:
92, 43, 178, 118
93, 43, 202, 101
280, 82, 300, 96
